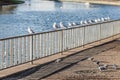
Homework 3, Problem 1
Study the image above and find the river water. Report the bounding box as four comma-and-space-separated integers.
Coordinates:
0, 0, 120, 39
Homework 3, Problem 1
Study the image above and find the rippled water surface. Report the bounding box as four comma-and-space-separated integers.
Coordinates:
0, 0, 120, 38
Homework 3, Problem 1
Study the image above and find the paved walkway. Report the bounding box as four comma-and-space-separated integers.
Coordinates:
0, 34, 119, 79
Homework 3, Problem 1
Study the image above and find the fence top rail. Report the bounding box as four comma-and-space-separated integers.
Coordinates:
0, 19, 120, 41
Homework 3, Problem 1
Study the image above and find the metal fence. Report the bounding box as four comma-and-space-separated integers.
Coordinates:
0, 20, 120, 70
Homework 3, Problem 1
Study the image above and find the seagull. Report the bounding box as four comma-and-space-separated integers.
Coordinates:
98, 66, 106, 71
55, 58, 62, 63
80, 21, 84, 25
104, 17, 110, 21
60, 22, 66, 29
88, 20, 93, 24
53, 22, 58, 30
97, 18, 101, 22
107, 16, 110, 21
94, 19, 98, 23
28, 27, 34, 34
72, 22, 76, 26
68, 22, 73, 27
96, 61, 100, 65
112, 64, 117, 70
87, 57, 94, 61
84, 20, 88, 24
101, 17, 105, 22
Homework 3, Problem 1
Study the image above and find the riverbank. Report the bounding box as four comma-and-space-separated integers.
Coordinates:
0, 0, 24, 5
55, 0, 120, 6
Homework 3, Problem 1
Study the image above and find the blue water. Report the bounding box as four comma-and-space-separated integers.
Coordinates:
0, 0, 120, 39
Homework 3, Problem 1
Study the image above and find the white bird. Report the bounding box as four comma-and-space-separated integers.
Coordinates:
98, 66, 106, 71
98, 64, 108, 71
84, 20, 88, 24
60, 22, 66, 29
94, 19, 98, 23
53, 22, 58, 30
28, 27, 34, 34
72, 22, 76, 26
101, 17, 105, 22
107, 16, 110, 21
80, 21, 84, 25
55, 58, 62, 63
87, 57, 94, 61
88, 20, 93, 24
68, 22, 72, 27
112, 64, 117, 70
104, 17, 110, 21
97, 18, 101, 22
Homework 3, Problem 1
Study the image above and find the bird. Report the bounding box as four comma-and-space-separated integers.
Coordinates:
88, 20, 93, 24
84, 20, 88, 24
97, 18, 101, 22
96, 61, 100, 65
53, 22, 58, 30
80, 21, 84, 25
98, 66, 106, 71
104, 17, 110, 21
94, 19, 98, 23
107, 16, 110, 21
55, 58, 62, 63
72, 22, 76, 26
101, 17, 105, 22
87, 57, 94, 61
68, 22, 73, 27
28, 27, 34, 34
112, 64, 117, 70
60, 22, 66, 29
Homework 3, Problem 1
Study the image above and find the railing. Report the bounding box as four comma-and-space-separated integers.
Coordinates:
0, 20, 120, 70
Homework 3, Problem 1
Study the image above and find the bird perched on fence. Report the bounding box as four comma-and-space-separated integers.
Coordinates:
84, 20, 88, 24
53, 22, 59, 30
60, 22, 66, 29
97, 18, 101, 22
107, 16, 110, 21
88, 20, 94, 24
80, 21, 84, 25
68, 22, 73, 27
72, 22, 76, 26
101, 17, 105, 22
104, 17, 110, 21
28, 27, 34, 34
94, 19, 98, 23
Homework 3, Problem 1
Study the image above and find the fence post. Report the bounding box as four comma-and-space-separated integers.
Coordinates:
83, 26, 85, 47
30, 35, 33, 64
99, 24, 101, 43
61, 29, 63, 55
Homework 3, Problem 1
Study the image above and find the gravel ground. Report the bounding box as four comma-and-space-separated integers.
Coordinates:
44, 40, 120, 80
